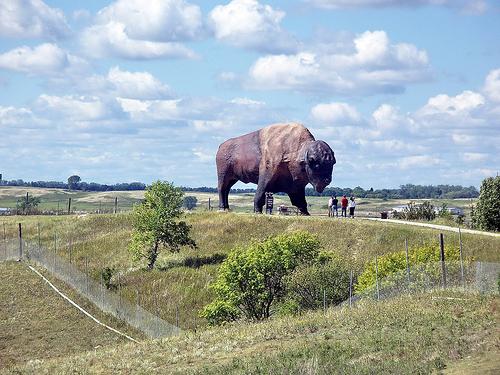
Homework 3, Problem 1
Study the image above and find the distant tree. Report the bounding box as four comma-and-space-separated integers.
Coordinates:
183, 196, 198, 210
67, 175, 81, 190
129, 181, 196, 270
471, 176, 500, 232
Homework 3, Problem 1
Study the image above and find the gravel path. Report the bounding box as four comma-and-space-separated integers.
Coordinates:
363, 218, 500, 237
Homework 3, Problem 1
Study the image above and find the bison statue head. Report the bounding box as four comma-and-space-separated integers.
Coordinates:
303, 140, 335, 193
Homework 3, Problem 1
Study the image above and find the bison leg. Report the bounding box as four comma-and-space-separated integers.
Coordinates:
218, 178, 237, 210
289, 188, 309, 215
254, 177, 270, 213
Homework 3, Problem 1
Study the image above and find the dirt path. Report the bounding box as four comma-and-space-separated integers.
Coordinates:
364, 218, 500, 237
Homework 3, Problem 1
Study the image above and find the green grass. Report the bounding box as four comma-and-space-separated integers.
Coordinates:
0, 261, 143, 370
4, 290, 498, 374
1, 212, 498, 331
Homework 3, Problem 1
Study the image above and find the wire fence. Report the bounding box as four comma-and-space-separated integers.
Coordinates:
0, 237, 180, 339
347, 261, 499, 308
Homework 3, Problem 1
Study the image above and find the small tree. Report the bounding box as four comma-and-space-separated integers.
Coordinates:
130, 181, 196, 270
183, 196, 198, 210
472, 176, 500, 232
67, 175, 81, 190
201, 231, 320, 324
17, 195, 41, 214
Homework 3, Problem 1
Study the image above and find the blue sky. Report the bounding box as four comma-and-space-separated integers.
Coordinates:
0, 0, 499, 188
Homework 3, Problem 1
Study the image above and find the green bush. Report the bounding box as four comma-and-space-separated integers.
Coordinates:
285, 256, 350, 311
396, 201, 436, 221
355, 244, 463, 293
200, 231, 321, 325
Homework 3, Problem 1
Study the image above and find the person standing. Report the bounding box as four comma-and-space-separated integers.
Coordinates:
341, 195, 348, 217
349, 196, 356, 218
328, 196, 333, 217
332, 196, 339, 217
265, 192, 274, 214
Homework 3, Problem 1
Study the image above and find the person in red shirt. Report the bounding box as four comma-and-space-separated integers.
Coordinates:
341, 195, 348, 217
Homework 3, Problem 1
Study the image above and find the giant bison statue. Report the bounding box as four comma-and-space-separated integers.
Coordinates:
216, 123, 335, 215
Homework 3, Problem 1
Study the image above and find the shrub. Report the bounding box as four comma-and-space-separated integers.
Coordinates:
183, 196, 198, 210
355, 244, 464, 293
200, 231, 321, 325
471, 176, 500, 232
100, 267, 115, 290
285, 257, 350, 311
399, 201, 436, 221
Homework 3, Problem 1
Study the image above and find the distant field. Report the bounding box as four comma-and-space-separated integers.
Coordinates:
0, 261, 142, 370
0, 186, 476, 218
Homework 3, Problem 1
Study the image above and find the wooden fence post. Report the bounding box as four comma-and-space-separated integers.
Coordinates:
349, 270, 353, 307
458, 227, 464, 287
405, 238, 411, 285
18, 223, 22, 260
67, 198, 71, 215
440, 233, 446, 288
114, 197, 118, 214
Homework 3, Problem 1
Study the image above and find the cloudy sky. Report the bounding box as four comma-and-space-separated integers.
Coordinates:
0, 0, 499, 188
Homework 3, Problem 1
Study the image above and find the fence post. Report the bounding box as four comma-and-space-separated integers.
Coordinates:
349, 270, 353, 308
375, 256, 380, 301
37, 222, 41, 251
53, 232, 57, 272
440, 233, 446, 288
114, 197, 118, 214
18, 223, 22, 260
458, 227, 464, 287
85, 257, 89, 294
3, 222, 6, 259
67, 198, 71, 215
208, 198, 211, 211
405, 238, 411, 286
69, 236, 72, 264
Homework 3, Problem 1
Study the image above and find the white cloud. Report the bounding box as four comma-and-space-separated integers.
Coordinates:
0, 105, 36, 126
80, 0, 202, 60
96, 0, 203, 42
80, 22, 197, 60
209, 0, 297, 53
311, 102, 362, 125
417, 90, 485, 116
107, 66, 172, 99
0, 43, 87, 76
462, 152, 487, 162
0, 0, 70, 39
35, 94, 125, 121
483, 69, 500, 103
399, 155, 441, 169
306, 0, 488, 13
247, 30, 430, 94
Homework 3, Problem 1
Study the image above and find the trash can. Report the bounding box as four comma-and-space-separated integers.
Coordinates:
380, 212, 388, 219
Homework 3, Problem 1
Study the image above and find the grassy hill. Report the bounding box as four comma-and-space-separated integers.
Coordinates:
3, 290, 498, 374
0, 261, 143, 370
1, 212, 499, 331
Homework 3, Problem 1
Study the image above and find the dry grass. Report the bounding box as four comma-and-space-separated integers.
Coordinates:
3, 290, 498, 374
0, 261, 142, 370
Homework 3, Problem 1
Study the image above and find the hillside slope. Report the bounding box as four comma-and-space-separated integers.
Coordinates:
0, 261, 142, 370
4, 290, 498, 374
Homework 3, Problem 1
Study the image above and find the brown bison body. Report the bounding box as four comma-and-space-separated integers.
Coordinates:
216, 123, 335, 215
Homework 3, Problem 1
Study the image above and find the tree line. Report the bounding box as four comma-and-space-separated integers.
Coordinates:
0, 178, 478, 199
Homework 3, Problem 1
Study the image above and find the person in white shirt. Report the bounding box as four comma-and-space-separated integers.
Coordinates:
349, 197, 356, 218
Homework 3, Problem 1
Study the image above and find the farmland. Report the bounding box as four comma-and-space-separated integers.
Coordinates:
0, 186, 475, 217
